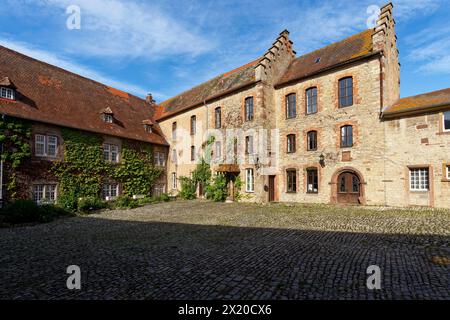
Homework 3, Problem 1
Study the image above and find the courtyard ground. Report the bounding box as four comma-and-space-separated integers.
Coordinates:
0, 200, 449, 300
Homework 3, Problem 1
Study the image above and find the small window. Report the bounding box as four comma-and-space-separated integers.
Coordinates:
410, 168, 429, 191
352, 175, 360, 193
306, 87, 318, 114
246, 168, 254, 192
286, 93, 296, 119
215, 141, 222, 160
172, 122, 177, 140
172, 149, 177, 164
35, 134, 58, 158
339, 77, 353, 108
144, 124, 153, 133
154, 152, 165, 166
190, 116, 196, 135
102, 183, 119, 200
446, 165, 450, 180
444, 111, 450, 132
245, 136, 253, 155
215, 107, 222, 129
339, 176, 346, 193
33, 184, 57, 205
307, 131, 317, 151
191, 146, 196, 162
172, 172, 177, 189
245, 97, 254, 121
306, 168, 318, 193
287, 134, 296, 153
0, 87, 14, 100
287, 170, 297, 193
340, 125, 353, 148
103, 143, 119, 163
103, 114, 114, 123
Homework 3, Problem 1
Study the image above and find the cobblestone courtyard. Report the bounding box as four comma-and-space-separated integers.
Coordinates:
0, 200, 449, 300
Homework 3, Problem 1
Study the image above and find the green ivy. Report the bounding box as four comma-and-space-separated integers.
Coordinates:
0, 117, 32, 199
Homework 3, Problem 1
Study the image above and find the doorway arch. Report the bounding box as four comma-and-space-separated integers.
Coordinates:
330, 167, 366, 205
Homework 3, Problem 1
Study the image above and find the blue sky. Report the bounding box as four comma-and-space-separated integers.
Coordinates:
0, 0, 449, 102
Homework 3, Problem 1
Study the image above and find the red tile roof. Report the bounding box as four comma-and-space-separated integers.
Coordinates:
276, 29, 376, 87
0, 45, 167, 145
157, 58, 261, 120
383, 88, 450, 117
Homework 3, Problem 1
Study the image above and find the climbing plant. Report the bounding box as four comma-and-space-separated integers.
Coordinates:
0, 117, 32, 200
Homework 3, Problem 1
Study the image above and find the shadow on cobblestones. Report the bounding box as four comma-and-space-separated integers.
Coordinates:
0, 214, 449, 300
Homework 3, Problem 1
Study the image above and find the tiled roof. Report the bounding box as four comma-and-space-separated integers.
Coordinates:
0, 45, 167, 145
276, 29, 376, 87
383, 88, 450, 117
157, 58, 261, 120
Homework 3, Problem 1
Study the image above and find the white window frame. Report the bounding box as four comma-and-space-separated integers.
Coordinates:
103, 114, 114, 123
0, 87, 14, 100
103, 143, 120, 163
33, 184, 57, 205
35, 134, 58, 158
154, 152, 165, 166
245, 168, 254, 192
443, 111, 450, 132
172, 172, 177, 189
409, 168, 430, 191
102, 183, 119, 200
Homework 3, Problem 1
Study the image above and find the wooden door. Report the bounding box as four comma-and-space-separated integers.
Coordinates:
337, 172, 360, 204
268, 175, 275, 202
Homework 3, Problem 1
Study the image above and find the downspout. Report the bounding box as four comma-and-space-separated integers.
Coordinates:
379, 55, 388, 206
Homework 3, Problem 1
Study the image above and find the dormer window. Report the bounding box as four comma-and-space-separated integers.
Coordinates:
144, 124, 153, 133
0, 87, 14, 100
100, 107, 114, 123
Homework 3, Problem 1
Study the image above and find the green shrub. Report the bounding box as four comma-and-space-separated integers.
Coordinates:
0, 200, 72, 224
57, 190, 78, 212
77, 196, 107, 213
111, 195, 139, 209
159, 193, 170, 202
205, 174, 228, 202
179, 176, 197, 200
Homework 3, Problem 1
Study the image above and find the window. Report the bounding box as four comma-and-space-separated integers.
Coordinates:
154, 152, 165, 166
33, 184, 57, 204
340, 125, 353, 148
191, 146, 196, 162
446, 165, 450, 180
287, 134, 296, 153
307, 131, 317, 151
307, 168, 318, 193
172, 149, 177, 164
35, 134, 58, 157
245, 136, 253, 155
339, 77, 353, 108
144, 124, 153, 133
172, 122, 177, 140
172, 172, 177, 189
215, 107, 222, 129
102, 184, 118, 200
287, 170, 297, 193
103, 114, 113, 123
306, 87, 318, 114
444, 111, 450, 132
191, 116, 196, 135
339, 176, 346, 193
215, 141, 222, 160
153, 184, 165, 197
245, 97, 254, 121
410, 168, 429, 191
0, 87, 14, 100
286, 93, 296, 119
352, 175, 360, 193
103, 143, 119, 163
246, 168, 254, 192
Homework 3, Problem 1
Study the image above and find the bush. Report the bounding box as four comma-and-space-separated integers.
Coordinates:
205, 174, 228, 202
77, 196, 107, 213
0, 200, 72, 224
57, 190, 78, 212
111, 195, 139, 209
158, 193, 170, 202
179, 176, 197, 200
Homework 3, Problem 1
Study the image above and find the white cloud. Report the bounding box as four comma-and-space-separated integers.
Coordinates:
0, 38, 169, 99
24, 0, 215, 59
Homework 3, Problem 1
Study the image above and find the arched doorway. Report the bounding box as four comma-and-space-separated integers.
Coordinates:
331, 168, 366, 205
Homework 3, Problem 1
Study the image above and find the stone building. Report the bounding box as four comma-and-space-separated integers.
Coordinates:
155, 3, 450, 208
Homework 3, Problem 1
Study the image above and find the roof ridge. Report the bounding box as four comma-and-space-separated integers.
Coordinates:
0, 45, 148, 104
399, 87, 450, 100
160, 57, 261, 106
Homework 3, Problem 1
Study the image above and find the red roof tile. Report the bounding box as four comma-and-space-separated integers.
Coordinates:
384, 88, 450, 117
276, 29, 376, 87
0, 45, 167, 145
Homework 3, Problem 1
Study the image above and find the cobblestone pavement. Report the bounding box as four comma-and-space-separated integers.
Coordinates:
0, 200, 449, 300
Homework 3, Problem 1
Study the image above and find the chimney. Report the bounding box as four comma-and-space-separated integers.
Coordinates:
146, 93, 155, 105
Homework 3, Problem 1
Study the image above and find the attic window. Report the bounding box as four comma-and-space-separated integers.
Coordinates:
0, 87, 15, 100
144, 124, 153, 133
103, 114, 114, 123
315, 57, 321, 64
